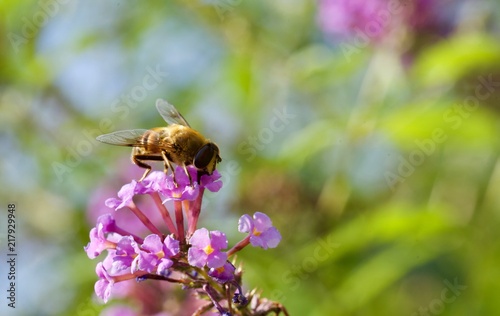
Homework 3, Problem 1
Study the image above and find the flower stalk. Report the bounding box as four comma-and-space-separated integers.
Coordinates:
188, 187, 205, 236
150, 192, 177, 235
174, 200, 185, 242
127, 201, 163, 236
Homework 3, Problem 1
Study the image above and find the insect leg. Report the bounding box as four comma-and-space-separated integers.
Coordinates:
161, 151, 177, 185
196, 170, 203, 185
183, 165, 193, 186
132, 156, 153, 182
132, 154, 163, 181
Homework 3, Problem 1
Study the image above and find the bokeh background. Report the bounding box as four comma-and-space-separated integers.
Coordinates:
1, 0, 500, 315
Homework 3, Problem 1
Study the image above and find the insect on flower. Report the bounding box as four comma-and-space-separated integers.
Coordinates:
96, 99, 221, 183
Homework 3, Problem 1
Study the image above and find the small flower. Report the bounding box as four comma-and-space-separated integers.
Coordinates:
84, 215, 118, 259
186, 165, 223, 192
112, 236, 140, 274
105, 180, 140, 210
209, 261, 235, 283
199, 169, 223, 192
161, 166, 199, 201
238, 212, 281, 249
188, 228, 228, 269
96, 213, 117, 232
95, 262, 114, 303
140, 171, 169, 193
132, 234, 179, 274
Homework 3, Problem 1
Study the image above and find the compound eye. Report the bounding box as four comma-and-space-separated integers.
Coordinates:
194, 143, 217, 170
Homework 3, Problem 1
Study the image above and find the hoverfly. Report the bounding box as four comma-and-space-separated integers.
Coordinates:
96, 99, 221, 183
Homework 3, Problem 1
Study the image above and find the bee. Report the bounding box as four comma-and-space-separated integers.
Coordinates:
96, 99, 221, 183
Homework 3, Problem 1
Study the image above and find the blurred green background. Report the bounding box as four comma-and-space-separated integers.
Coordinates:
1, 0, 500, 315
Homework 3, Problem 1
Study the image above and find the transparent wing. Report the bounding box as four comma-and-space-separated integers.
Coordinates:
96, 129, 150, 147
155, 99, 191, 127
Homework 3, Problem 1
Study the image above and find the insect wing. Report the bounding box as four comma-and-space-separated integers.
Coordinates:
96, 129, 150, 147
155, 99, 191, 127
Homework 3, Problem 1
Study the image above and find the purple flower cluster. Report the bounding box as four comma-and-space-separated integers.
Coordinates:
317, 0, 456, 42
85, 165, 283, 315
318, 0, 388, 39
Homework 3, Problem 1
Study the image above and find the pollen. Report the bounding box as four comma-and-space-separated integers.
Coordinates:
216, 266, 225, 273
173, 192, 182, 199
203, 244, 214, 255
252, 228, 262, 236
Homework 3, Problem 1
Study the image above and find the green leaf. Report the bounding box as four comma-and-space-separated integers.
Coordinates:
412, 34, 500, 86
